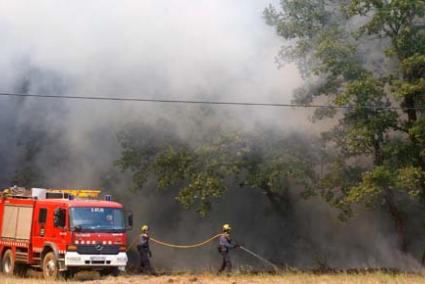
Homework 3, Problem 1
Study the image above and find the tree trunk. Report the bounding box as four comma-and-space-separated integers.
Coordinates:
402, 94, 425, 263
373, 135, 408, 253
384, 190, 408, 253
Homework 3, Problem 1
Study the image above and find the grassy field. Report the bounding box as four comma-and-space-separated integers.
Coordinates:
3, 272, 425, 284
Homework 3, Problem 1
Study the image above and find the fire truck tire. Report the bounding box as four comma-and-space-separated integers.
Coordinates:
99, 267, 120, 277
42, 252, 59, 280
2, 249, 14, 275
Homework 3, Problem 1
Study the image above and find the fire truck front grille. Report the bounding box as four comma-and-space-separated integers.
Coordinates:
76, 245, 120, 255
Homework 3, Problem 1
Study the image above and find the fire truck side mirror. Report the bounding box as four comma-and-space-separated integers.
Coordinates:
127, 211, 133, 230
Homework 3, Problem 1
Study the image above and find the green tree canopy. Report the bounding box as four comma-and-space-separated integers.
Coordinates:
265, 0, 425, 254
117, 126, 321, 217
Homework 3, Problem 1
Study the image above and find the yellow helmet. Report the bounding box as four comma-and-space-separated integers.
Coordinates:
141, 225, 149, 232
222, 224, 231, 232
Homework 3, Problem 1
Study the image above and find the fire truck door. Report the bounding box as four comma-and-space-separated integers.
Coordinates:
53, 208, 67, 243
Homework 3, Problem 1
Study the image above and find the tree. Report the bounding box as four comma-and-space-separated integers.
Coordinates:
117, 125, 320, 217
265, 0, 425, 255
238, 133, 319, 216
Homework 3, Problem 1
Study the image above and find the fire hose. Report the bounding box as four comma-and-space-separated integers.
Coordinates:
128, 233, 223, 250
128, 233, 279, 271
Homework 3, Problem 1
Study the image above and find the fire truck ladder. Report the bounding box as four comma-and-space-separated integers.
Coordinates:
1, 187, 102, 200
0, 186, 31, 198
46, 189, 101, 199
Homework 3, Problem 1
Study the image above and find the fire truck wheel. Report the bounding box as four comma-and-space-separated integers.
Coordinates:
2, 249, 14, 275
42, 252, 59, 280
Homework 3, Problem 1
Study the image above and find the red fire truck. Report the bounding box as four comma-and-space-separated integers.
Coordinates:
0, 187, 133, 279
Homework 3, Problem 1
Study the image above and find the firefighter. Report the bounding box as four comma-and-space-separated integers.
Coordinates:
137, 225, 154, 274
217, 224, 239, 274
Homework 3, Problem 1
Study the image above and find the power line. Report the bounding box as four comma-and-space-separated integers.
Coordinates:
0, 91, 423, 111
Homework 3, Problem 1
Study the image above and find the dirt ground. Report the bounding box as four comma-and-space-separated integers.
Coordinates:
3, 272, 425, 284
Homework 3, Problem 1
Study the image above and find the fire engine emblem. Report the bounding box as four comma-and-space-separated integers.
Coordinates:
95, 244, 103, 251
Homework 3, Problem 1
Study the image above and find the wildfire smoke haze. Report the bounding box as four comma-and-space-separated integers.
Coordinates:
0, 0, 423, 273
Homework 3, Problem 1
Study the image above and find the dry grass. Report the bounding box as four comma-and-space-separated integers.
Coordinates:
2, 272, 425, 284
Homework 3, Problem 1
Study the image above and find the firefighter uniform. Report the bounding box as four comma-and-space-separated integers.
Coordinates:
137, 225, 154, 274
218, 224, 238, 273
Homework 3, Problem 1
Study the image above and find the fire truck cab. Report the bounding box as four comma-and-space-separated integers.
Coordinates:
0, 187, 132, 279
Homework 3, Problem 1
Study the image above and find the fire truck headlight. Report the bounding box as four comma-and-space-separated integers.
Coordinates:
119, 246, 126, 252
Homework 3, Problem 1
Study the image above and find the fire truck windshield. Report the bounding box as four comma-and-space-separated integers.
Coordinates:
70, 207, 125, 232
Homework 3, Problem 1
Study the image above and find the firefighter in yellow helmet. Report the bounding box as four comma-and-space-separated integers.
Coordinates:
217, 224, 239, 273
137, 225, 154, 274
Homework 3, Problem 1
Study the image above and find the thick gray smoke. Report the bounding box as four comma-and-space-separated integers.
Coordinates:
0, 0, 421, 272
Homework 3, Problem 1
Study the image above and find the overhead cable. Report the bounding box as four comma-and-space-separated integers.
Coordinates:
0, 91, 423, 111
